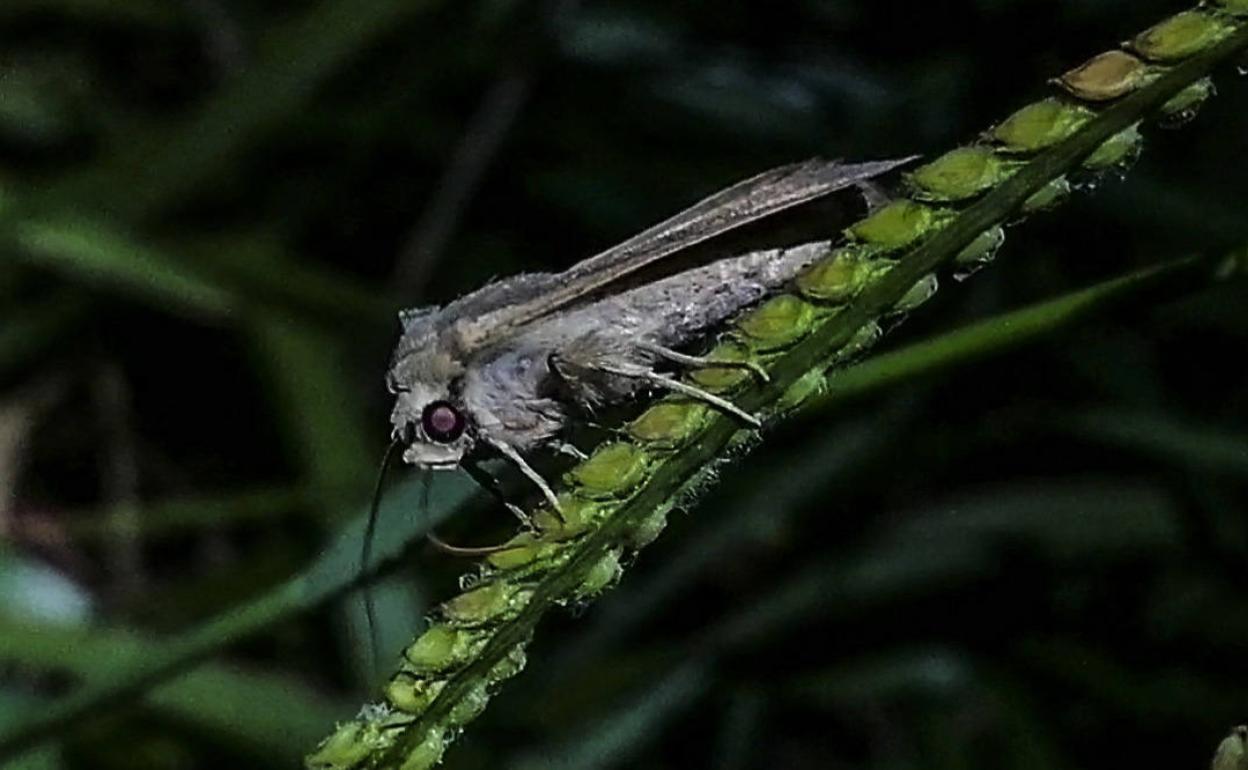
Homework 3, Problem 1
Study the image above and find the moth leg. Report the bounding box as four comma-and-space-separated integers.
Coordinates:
483, 434, 566, 522
637, 340, 770, 383
426, 530, 526, 557
551, 441, 589, 461
596, 361, 761, 428
641, 370, 762, 428
462, 459, 533, 529
546, 351, 603, 416
855, 179, 892, 213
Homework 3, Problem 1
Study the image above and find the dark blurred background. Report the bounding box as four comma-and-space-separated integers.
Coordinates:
2, 0, 1247, 768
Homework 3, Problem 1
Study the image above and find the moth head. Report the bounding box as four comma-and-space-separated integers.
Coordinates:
387, 372, 475, 469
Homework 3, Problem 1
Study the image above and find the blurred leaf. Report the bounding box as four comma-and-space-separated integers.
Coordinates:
0, 290, 88, 382
1145, 573, 1248, 651
0, 0, 178, 26
506, 662, 710, 770
707, 540, 993, 654
0, 693, 63, 770
786, 647, 974, 707
340, 574, 428, 688
0, 67, 74, 146
185, 234, 391, 331
1067, 410, 1248, 477
554, 7, 682, 66
0, 472, 478, 762
712, 690, 764, 770
67, 485, 311, 543
8, 216, 390, 330
248, 311, 374, 506
9, 216, 237, 320
1095, 173, 1248, 244
891, 479, 1181, 563
0, 618, 349, 765
44, 0, 450, 220
1018, 636, 1248, 723
0, 548, 93, 626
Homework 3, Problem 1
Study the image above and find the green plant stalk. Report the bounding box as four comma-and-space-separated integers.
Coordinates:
306, 5, 1248, 769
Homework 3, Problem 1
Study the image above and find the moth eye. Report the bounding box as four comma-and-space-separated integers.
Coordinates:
421, 401, 466, 444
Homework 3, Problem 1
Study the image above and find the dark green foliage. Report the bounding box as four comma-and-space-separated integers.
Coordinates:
0, 1, 1245, 769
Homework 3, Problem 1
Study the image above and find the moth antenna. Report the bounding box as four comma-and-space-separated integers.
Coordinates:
420, 466, 431, 511
361, 438, 402, 678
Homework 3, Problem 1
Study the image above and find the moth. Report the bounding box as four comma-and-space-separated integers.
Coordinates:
384, 157, 910, 525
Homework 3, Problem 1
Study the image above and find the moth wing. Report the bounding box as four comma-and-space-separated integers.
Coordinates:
450, 156, 914, 353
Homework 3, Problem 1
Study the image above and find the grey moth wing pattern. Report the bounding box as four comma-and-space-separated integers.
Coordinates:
386, 155, 915, 512
446, 156, 915, 354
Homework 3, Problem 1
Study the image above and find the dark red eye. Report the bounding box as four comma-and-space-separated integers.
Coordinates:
421, 401, 466, 443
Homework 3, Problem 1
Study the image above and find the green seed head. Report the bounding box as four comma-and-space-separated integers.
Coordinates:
991, 98, 1094, 153
397, 728, 446, 770
848, 199, 948, 251
488, 644, 528, 685
838, 322, 883, 362
1082, 124, 1143, 170
385, 673, 445, 714
1058, 50, 1152, 101
575, 548, 623, 597
628, 401, 712, 449
568, 442, 651, 499
441, 582, 531, 626
305, 720, 383, 770
894, 274, 939, 314
404, 624, 484, 673
484, 532, 562, 571
908, 146, 1014, 201
687, 340, 756, 393
532, 493, 608, 538
796, 246, 876, 303
736, 294, 820, 351
1021, 177, 1073, 213
1160, 77, 1216, 120
1132, 11, 1234, 62
1213, 0, 1248, 16
955, 226, 1007, 266
447, 683, 491, 727
773, 368, 827, 414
